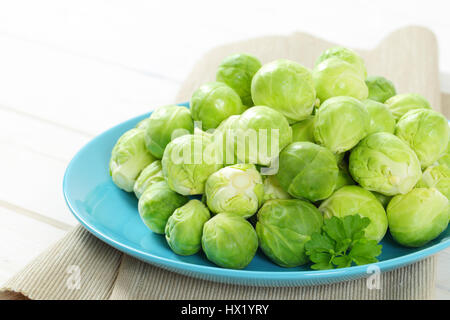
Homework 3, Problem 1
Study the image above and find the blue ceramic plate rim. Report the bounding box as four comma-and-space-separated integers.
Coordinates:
63, 104, 450, 285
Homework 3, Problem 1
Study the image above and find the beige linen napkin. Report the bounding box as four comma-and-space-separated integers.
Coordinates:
0, 26, 446, 300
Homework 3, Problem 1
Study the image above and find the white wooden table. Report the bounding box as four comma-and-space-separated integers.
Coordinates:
0, 0, 448, 299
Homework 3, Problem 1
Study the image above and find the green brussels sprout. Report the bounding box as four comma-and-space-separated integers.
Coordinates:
165, 199, 211, 255
251, 59, 316, 123
276, 142, 338, 201
417, 165, 450, 199
335, 152, 345, 164
387, 188, 449, 247
365, 75, 396, 103
362, 99, 395, 134
162, 132, 223, 195
262, 175, 292, 203
349, 132, 422, 196
135, 117, 151, 130
133, 160, 165, 199
212, 115, 240, 165
191, 82, 245, 131
313, 57, 368, 102
315, 46, 367, 78
235, 106, 292, 166
144, 105, 194, 159
205, 164, 263, 218
291, 116, 315, 143
372, 192, 392, 208
335, 161, 355, 191
314, 96, 370, 153
385, 93, 431, 121
256, 199, 323, 267
110, 128, 156, 192
216, 53, 262, 107
437, 140, 450, 169
202, 213, 258, 269
319, 186, 388, 242
395, 109, 449, 169
138, 181, 189, 234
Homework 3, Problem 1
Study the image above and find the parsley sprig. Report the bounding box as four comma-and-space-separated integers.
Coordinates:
305, 215, 382, 270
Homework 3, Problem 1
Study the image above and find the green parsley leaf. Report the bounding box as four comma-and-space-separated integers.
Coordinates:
322, 216, 347, 243
342, 215, 370, 241
331, 255, 352, 268
305, 214, 382, 270
349, 239, 382, 265
305, 232, 335, 254
309, 252, 334, 270
305, 233, 336, 270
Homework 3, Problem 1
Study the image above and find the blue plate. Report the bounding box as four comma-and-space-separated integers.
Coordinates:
63, 102, 450, 286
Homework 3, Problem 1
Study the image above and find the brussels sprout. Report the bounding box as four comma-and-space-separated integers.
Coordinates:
365, 76, 396, 103
387, 188, 449, 247
262, 175, 291, 202
216, 53, 262, 107
417, 165, 450, 199
256, 199, 323, 267
291, 116, 315, 143
110, 128, 156, 192
135, 117, 151, 130
372, 192, 392, 208
395, 109, 449, 169
212, 115, 240, 165
205, 164, 263, 218
319, 186, 388, 242
133, 160, 165, 198
165, 199, 211, 255
202, 213, 258, 269
235, 106, 292, 166
385, 93, 431, 121
276, 142, 338, 201
362, 99, 395, 134
335, 161, 355, 191
251, 59, 316, 123
191, 82, 245, 131
162, 132, 223, 195
335, 152, 345, 164
315, 46, 367, 78
138, 181, 189, 234
437, 140, 450, 169
313, 57, 368, 102
144, 105, 194, 159
314, 96, 370, 153
349, 132, 422, 196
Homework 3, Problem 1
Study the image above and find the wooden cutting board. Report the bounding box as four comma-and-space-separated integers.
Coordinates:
175, 26, 441, 113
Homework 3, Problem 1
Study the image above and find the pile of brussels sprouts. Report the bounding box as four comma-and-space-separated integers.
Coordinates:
109, 47, 450, 270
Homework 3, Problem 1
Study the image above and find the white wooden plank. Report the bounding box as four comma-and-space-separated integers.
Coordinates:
0, 108, 91, 227
0, 143, 77, 226
0, 108, 91, 163
0, 107, 90, 226
0, 206, 66, 284
1, 0, 450, 79
0, 35, 180, 136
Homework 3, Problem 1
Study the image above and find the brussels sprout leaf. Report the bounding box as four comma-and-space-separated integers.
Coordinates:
305, 215, 382, 270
